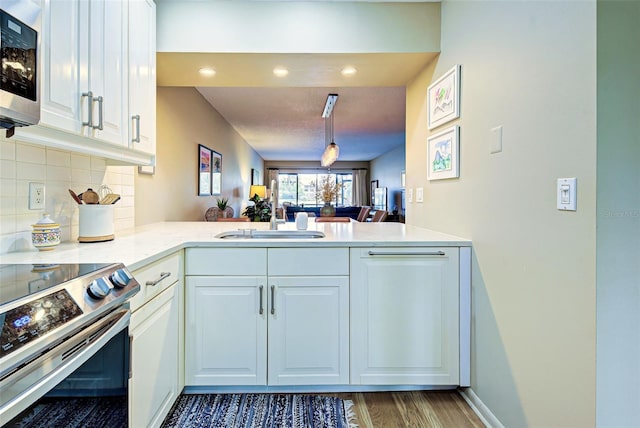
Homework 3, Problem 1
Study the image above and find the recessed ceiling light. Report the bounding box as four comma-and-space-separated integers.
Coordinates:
341, 66, 357, 76
273, 67, 289, 77
199, 67, 216, 77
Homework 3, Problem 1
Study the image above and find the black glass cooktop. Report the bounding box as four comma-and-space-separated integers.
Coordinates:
0, 263, 111, 306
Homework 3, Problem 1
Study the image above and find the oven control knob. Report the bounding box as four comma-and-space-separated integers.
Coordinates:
87, 277, 112, 299
110, 269, 131, 288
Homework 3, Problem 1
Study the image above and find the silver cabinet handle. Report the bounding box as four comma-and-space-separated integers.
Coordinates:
132, 115, 141, 143
145, 272, 171, 286
82, 91, 93, 127
270, 285, 275, 315
259, 285, 264, 315
92, 96, 104, 130
367, 250, 445, 256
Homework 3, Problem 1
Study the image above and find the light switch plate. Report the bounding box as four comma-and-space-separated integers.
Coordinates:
416, 187, 424, 203
557, 178, 577, 211
490, 125, 503, 154
407, 188, 413, 203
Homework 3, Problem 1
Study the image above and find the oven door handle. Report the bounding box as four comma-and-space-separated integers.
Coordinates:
0, 309, 130, 424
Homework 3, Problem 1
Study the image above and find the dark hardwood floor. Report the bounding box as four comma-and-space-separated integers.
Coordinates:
333, 391, 485, 428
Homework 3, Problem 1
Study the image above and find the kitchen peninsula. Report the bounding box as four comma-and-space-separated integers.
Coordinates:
0, 222, 471, 428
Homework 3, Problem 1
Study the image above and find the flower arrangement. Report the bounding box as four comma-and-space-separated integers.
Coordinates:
316, 175, 341, 203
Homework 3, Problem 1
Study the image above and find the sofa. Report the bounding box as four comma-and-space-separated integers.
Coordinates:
284, 206, 362, 222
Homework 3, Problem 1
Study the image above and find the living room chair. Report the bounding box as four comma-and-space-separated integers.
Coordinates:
371, 210, 388, 222
356, 206, 371, 222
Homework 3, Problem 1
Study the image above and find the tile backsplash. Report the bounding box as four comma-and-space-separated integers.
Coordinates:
0, 138, 135, 254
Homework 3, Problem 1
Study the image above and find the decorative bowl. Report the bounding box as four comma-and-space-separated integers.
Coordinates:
32, 213, 61, 251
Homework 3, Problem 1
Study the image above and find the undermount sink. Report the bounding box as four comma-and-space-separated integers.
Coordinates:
215, 230, 326, 239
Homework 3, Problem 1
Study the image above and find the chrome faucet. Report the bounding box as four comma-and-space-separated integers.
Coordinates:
270, 179, 278, 230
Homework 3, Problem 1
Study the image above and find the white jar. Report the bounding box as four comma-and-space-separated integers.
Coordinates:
295, 212, 308, 230
79, 205, 115, 242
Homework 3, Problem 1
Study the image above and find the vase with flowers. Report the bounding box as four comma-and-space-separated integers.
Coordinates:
316, 175, 342, 217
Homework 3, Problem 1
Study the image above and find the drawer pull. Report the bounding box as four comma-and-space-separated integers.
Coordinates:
259, 285, 264, 315
367, 251, 445, 256
270, 286, 275, 315
146, 272, 171, 286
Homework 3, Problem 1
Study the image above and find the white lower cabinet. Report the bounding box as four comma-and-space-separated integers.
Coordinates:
268, 275, 349, 385
186, 275, 267, 385
129, 252, 183, 428
185, 247, 349, 386
350, 247, 460, 385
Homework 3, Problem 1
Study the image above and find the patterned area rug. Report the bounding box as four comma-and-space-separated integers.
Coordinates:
161, 394, 358, 428
4, 396, 126, 428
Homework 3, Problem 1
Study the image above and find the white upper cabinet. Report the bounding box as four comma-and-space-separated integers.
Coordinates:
39, 0, 84, 134
40, 0, 127, 146
128, 0, 156, 155
14, 0, 155, 165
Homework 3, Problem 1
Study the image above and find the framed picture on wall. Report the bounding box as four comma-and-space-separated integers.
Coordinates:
211, 150, 222, 195
251, 168, 261, 185
427, 125, 460, 181
198, 144, 212, 196
427, 64, 461, 130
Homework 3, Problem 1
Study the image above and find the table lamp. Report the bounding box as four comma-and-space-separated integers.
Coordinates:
249, 185, 266, 200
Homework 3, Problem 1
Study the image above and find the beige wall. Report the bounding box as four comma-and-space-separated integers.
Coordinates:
406, 1, 597, 427
596, 1, 640, 426
135, 87, 263, 224
157, 1, 440, 54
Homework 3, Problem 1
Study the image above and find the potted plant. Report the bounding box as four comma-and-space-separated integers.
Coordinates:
242, 194, 272, 222
316, 175, 341, 217
216, 197, 230, 218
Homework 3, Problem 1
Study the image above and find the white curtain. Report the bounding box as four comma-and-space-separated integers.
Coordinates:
268, 168, 279, 197
352, 169, 368, 206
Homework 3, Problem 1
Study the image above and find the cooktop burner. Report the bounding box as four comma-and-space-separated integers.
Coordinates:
0, 263, 112, 306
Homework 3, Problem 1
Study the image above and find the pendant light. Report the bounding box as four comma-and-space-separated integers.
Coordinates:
321, 94, 339, 167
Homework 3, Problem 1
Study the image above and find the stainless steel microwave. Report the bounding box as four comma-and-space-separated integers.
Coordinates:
0, 1, 40, 130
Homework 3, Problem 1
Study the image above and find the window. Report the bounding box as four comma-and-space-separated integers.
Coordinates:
277, 172, 353, 207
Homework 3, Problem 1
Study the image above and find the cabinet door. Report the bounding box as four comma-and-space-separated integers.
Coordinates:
128, 0, 156, 155
350, 248, 460, 385
130, 284, 179, 428
185, 276, 267, 386
40, 0, 85, 133
268, 276, 349, 385
87, 0, 127, 146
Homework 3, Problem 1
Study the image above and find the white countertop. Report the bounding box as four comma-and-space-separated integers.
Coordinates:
0, 222, 471, 270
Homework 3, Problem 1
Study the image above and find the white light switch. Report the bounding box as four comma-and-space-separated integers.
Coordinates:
407, 188, 413, 203
416, 187, 424, 203
490, 125, 503, 154
557, 178, 577, 211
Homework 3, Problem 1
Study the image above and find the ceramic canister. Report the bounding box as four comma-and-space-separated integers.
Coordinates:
32, 213, 61, 251
78, 204, 115, 242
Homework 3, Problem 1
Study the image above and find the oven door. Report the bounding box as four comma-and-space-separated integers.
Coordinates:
0, 308, 130, 427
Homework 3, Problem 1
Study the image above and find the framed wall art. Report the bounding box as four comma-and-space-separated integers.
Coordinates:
211, 150, 222, 195
427, 64, 461, 130
427, 125, 459, 181
251, 168, 262, 185
198, 144, 212, 196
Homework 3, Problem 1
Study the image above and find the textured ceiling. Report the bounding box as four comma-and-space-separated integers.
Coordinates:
158, 52, 437, 161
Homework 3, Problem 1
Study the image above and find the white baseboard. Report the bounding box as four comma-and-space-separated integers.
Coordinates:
458, 387, 505, 428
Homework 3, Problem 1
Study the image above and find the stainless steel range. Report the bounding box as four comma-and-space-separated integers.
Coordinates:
0, 263, 140, 427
